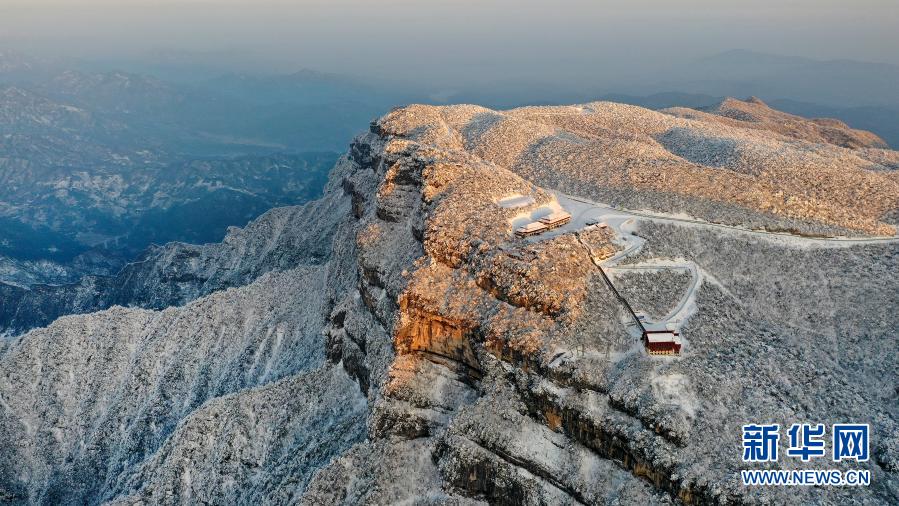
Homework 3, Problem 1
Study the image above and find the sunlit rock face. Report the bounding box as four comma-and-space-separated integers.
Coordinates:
316, 101, 897, 505
2, 99, 897, 505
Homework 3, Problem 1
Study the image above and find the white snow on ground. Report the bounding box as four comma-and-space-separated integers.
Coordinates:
518, 189, 899, 358
560, 192, 899, 246
650, 373, 699, 420
507, 195, 565, 229
543, 192, 701, 351
606, 262, 698, 323
497, 194, 536, 209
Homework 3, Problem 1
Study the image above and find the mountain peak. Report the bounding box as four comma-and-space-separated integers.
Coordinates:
744, 95, 767, 105
685, 95, 888, 149
1, 98, 897, 505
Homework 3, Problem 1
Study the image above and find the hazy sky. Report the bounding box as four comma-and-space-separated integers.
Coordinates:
2, 0, 897, 86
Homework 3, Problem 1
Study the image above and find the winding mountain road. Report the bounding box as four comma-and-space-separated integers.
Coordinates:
561, 193, 899, 246
549, 191, 897, 350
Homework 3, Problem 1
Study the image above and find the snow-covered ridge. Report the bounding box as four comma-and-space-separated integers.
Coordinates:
0, 99, 896, 504
378, 98, 899, 237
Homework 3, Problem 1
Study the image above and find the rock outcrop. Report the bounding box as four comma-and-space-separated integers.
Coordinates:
309, 103, 898, 505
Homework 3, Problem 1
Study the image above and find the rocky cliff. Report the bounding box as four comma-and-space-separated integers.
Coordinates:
1, 100, 897, 505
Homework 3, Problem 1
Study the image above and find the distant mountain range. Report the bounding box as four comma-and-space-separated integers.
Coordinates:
637, 49, 899, 108
398, 50, 899, 148
0, 52, 409, 154
2, 47, 897, 288
599, 91, 899, 149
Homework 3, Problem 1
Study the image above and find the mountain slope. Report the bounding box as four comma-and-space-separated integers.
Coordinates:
679, 96, 888, 149
0, 176, 349, 336
0, 100, 896, 505
0, 267, 361, 503
107, 366, 367, 505
383, 99, 899, 235
308, 104, 897, 504
599, 92, 899, 149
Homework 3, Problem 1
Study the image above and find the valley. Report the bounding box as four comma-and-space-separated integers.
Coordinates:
0, 58, 356, 285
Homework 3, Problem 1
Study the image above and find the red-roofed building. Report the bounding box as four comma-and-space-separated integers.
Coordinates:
642, 323, 682, 355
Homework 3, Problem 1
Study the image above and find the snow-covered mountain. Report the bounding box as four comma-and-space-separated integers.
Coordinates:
0, 57, 425, 286
0, 193, 346, 336
0, 99, 897, 504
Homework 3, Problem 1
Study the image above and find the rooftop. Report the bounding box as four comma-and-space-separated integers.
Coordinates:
540, 211, 572, 224
516, 222, 548, 233
643, 322, 676, 334
646, 332, 682, 344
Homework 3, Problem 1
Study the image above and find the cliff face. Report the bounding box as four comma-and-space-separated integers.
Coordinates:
1, 100, 898, 505
310, 107, 898, 505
